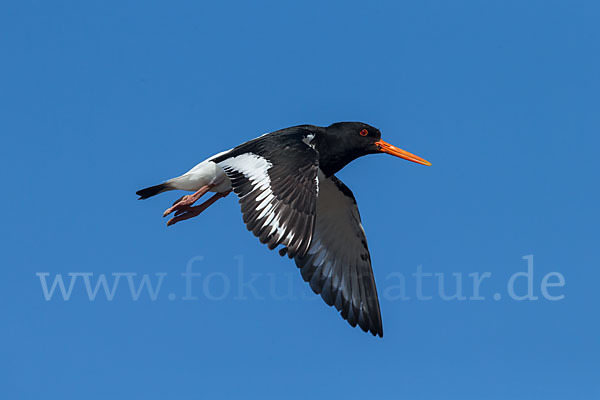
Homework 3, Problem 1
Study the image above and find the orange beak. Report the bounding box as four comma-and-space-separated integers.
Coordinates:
375, 140, 432, 166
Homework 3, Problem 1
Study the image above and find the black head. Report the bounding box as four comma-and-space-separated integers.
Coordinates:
326, 121, 382, 152
315, 121, 431, 176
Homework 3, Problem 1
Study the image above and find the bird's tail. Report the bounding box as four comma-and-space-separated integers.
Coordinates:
136, 182, 174, 199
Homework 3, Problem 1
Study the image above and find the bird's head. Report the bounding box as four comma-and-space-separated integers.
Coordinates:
319, 122, 431, 175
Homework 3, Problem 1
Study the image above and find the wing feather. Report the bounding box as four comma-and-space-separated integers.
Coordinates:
294, 174, 383, 337
213, 128, 319, 258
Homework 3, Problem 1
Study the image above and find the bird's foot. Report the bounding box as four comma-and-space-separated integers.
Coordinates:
166, 191, 231, 226
163, 185, 214, 217
166, 204, 207, 226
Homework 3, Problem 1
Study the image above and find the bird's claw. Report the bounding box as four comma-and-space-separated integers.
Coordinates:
166, 205, 204, 226
163, 195, 194, 217
163, 185, 215, 218
165, 191, 229, 227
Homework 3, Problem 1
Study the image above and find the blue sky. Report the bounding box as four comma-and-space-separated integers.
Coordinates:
1, 1, 599, 399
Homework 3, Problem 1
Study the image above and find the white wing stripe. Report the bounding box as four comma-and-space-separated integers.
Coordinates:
218, 153, 292, 241
219, 153, 273, 187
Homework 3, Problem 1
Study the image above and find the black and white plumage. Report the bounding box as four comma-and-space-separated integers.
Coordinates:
294, 173, 382, 335
212, 128, 319, 259
137, 122, 431, 337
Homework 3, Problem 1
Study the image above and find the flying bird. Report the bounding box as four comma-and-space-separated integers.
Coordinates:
136, 122, 431, 337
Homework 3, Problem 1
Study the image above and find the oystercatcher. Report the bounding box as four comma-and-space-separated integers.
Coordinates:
136, 122, 430, 337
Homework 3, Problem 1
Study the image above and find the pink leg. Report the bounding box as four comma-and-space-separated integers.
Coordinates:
163, 185, 214, 217
166, 191, 231, 226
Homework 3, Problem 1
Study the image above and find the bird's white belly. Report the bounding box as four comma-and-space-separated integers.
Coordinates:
171, 155, 232, 193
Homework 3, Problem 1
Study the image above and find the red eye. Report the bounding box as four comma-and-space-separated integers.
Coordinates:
360, 129, 368, 136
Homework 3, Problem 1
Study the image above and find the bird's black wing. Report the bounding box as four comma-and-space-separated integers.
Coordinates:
293, 174, 383, 337
212, 127, 319, 258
